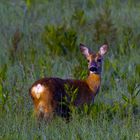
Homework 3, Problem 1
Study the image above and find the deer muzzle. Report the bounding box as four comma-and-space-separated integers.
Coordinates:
89, 66, 98, 73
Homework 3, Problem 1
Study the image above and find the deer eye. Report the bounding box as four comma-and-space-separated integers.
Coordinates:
87, 60, 90, 63
97, 59, 102, 62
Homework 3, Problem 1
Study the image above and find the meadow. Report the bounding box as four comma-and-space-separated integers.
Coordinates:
0, 0, 140, 139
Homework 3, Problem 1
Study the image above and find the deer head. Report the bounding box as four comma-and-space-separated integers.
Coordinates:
80, 44, 108, 74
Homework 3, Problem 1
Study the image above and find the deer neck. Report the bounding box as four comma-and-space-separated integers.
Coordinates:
86, 73, 101, 96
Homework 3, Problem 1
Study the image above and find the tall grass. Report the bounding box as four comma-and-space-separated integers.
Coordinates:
0, 0, 140, 139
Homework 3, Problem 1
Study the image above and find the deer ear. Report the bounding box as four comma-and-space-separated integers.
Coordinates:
80, 43, 90, 58
99, 44, 108, 56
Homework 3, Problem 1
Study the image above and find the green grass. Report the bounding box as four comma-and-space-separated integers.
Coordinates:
0, 112, 139, 140
0, 0, 140, 139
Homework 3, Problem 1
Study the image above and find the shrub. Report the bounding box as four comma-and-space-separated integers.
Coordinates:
93, 7, 117, 45
42, 24, 78, 56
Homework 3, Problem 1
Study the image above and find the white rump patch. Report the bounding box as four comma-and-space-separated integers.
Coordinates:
31, 84, 45, 99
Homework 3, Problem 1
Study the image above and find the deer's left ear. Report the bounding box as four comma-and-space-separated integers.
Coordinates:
99, 44, 108, 56
80, 43, 90, 58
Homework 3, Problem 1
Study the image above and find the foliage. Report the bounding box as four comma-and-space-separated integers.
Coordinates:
42, 24, 78, 56
93, 7, 117, 45
71, 9, 86, 28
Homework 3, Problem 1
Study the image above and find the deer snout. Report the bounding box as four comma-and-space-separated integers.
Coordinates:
89, 66, 98, 72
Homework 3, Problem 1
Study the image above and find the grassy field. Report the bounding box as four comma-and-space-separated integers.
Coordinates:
0, 0, 140, 139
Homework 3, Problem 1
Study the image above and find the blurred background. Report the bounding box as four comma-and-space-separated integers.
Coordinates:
0, 0, 140, 139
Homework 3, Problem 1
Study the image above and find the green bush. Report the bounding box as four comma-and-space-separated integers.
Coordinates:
42, 24, 78, 56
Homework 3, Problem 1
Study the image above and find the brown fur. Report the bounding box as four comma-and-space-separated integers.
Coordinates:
29, 44, 108, 121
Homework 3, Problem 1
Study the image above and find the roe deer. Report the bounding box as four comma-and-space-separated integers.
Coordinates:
29, 43, 108, 121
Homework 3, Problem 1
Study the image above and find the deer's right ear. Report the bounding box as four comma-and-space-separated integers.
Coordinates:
80, 43, 90, 58
99, 44, 108, 56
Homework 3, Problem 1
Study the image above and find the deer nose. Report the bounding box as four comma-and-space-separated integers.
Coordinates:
89, 66, 97, 72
